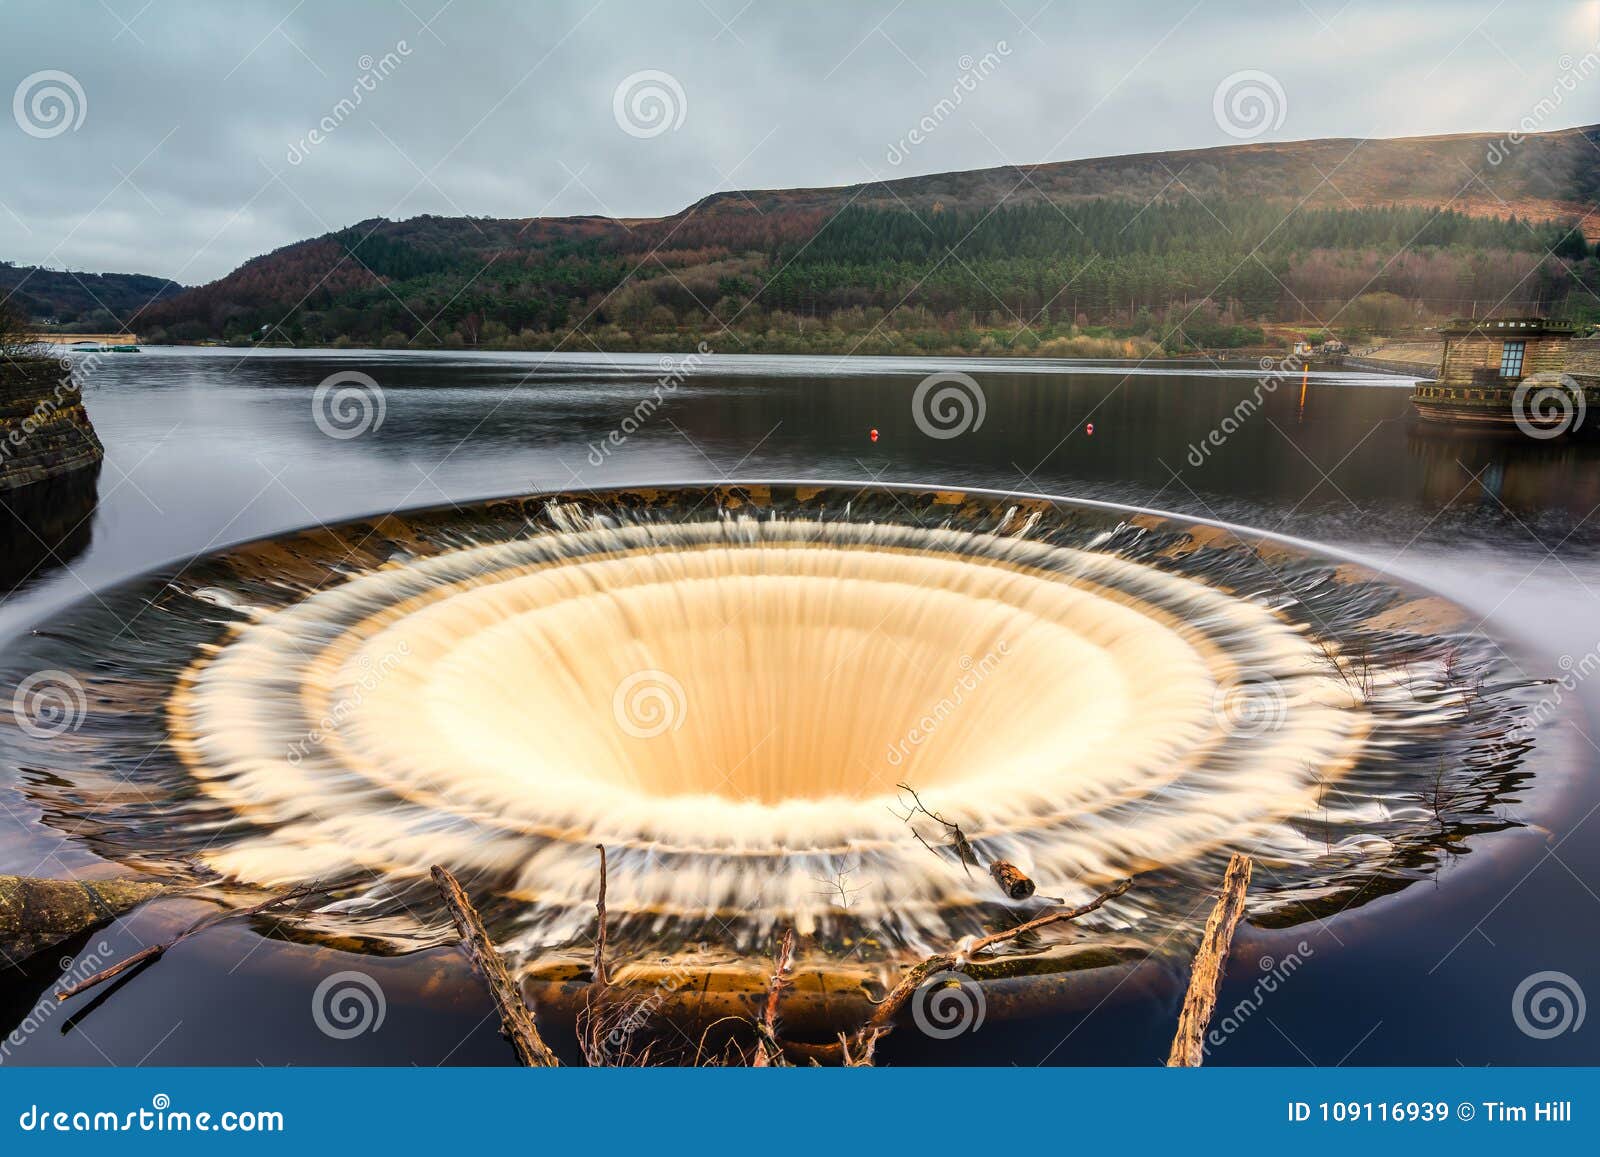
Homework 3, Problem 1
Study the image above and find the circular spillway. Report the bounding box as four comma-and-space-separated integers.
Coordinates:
172, 516, 1365, 937
0, 483, 1544, 1026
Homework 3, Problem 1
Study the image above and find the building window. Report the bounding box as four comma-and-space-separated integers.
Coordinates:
1500, 340, 1525, 377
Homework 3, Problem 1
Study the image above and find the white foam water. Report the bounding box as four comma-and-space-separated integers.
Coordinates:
171, 512, 1368, 950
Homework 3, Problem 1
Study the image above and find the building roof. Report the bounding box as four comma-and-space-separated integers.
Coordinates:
1439, 317, 1574, 339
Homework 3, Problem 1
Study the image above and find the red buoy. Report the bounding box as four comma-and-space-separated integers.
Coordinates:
869, 428, 879, 442
1085, 422, 1095, 436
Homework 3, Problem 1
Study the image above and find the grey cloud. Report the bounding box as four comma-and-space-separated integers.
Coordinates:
1, 0, 1592, 282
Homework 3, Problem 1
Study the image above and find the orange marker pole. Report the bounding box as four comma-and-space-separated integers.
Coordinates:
1298, 364, 1309, 417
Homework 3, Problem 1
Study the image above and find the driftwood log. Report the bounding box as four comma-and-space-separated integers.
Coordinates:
988, 860, 1036, 900
1, 875, 163, 964
431, 865, 560, 1067
896, 785, 1040, 901
1166, 852, 1253, 1067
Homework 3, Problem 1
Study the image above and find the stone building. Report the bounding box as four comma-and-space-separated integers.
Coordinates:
1411, 317, 1598, 434
1438, 317, 1574, 382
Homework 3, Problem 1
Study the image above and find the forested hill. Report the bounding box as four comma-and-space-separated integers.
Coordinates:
0, 262, 184, 330
135, 125, 1600, 354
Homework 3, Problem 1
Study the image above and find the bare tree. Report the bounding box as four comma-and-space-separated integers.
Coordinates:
0, 295, 36, 363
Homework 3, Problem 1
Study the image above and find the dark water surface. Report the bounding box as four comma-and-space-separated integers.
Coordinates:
2, 347, 1598, 1066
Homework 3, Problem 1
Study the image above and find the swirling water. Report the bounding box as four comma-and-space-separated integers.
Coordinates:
1, 347, 1597, 1066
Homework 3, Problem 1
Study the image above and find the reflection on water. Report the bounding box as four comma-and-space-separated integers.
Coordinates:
0, 348, 1595, 1066
0, 463, 98, 594
1407, 425, 1600, 515
0, 485, 1546, 1042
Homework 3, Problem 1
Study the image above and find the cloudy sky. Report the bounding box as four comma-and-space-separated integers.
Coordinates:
3, 0, 1598, 285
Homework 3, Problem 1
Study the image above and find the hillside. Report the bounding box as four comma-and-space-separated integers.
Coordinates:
686, 126, 1600, 230
0, 262, 184, 330
135, 124, 1600, 355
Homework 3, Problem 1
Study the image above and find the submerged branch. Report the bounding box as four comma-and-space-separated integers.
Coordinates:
56, 882, 328, 1003
785, 876, 1134, 1064
431, 865, 561, 1068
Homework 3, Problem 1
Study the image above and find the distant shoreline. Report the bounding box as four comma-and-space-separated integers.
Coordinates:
113, 339, 1439, 379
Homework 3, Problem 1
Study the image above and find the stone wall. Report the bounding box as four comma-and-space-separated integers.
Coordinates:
1355, 341, 1444, 376
1566, 338, 1600, 377
0, 355, 103, 494
1439, 334, 1570, 387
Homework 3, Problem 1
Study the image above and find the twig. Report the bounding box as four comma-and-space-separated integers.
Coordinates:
965, 877, 1132, 954
785, 876, 1133, 1064
894, 783, 979, 873
1166, 853, 1253, 1067
56, 882, 326, 1002
593, 844, 609, 988
693, 1015, 755, 1067
838, 1027, 881, 1066
753, 928, 796, 1067
578, 846, 614, 1065
896, 783, 1039, 900
812, 863, 866, 909
431, 865, 560, 1067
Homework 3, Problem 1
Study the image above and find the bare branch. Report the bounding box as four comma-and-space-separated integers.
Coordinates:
432, 865, 561, 1067
753, 928, 796, 1067
593, 844, 610, 988
1167, 853, 1253, 1067
784, 876, 1134, 1064
57, 882, 329, 1002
